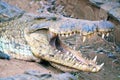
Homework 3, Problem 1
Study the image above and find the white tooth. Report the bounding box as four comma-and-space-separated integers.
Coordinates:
65, 34, 68, 37
102, 33, 105, 39
72, 56, 75, 59
92, 68, 97, 72
62, 34, 64, 37
66, 51, 70, 55
65, 57, 70, 61
93, 56, 97, 62
67, 43, 70, 46
57, 51, 61, 53
70, 33, 72, 36
106, 33, 109, 37
55, 49, 58, 52
74, 63, 79, 66
70, 14, 74, 17
99, 63, 104, 68
60, 54, 63, 57
83, 36, 86, 42
70, 53, 73, 57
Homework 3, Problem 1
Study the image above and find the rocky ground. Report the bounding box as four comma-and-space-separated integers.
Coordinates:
0, 0, 120, 80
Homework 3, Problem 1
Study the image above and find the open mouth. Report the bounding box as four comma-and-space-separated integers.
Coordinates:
46, 19, 114, 72
49, 31, 104, 72
25, 16, 114, 72
49, 33, 87, 63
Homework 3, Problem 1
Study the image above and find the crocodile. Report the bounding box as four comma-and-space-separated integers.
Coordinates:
0, 1, 115, 73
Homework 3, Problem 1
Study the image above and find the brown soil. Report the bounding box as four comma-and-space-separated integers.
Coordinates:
1, 0, 120, 80
0, 59, 60, 78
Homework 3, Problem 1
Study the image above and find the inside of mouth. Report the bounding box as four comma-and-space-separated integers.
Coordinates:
48, 31, 104, 72
49, 32, 88, 65
49, 34, 64, 52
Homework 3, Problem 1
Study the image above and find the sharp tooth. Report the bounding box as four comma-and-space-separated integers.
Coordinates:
57, 51, 61, 53
72, 56, 75, 59
60, 54, 63, 58
65, 34, 68, 37
99, 63, 104, 68
106, 33, 109, 37
70, 53, 73, 57
74, 63, 79, 67
66, 51, 70, 55
55, 49, 58, 52
65, 57, 70, 61
70, 14, 74, 17
102, 33, 105, 39
93, 56, 97, 62
62, 34, 64, 37
70, 33, 72, 36
83, 36, 86, 42
92, 68, 97, 72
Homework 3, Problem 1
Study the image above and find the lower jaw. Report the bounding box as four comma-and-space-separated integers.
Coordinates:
50, 62, 79, 72
60, 41, 89, 65
48, 34, 101, 72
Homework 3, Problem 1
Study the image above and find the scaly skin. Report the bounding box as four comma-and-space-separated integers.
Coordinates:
0, 1, 115, 73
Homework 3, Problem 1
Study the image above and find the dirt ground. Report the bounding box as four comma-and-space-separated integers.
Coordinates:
0, 0, 120, 80
0, 59, 61, 77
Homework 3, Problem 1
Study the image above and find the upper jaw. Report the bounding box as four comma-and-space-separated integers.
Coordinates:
49, 19, 114, 42
25, 16, 114, 72
47, 20, 114, 72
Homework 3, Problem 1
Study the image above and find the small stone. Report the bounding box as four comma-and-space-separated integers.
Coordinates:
0, 51, 10, 60
107, 52, 116, 59
100, 2, 120, 11
109, 7, 120, 22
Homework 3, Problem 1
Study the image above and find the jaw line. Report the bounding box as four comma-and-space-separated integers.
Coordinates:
47, 31, 104, 72
49, 32, 91, 66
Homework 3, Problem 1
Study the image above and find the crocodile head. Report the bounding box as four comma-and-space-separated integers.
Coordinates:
24, 16, 114, 72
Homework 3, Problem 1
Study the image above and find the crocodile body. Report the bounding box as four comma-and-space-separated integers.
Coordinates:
0, 1, 115, 72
